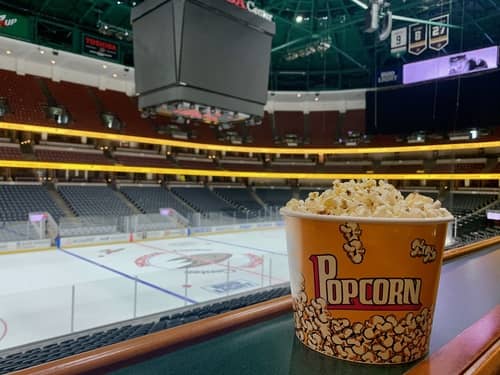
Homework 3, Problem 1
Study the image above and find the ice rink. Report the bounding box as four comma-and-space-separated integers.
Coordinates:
0, 228, 288, 350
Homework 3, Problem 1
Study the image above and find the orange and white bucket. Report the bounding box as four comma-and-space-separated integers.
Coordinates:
281, 209, 452, 365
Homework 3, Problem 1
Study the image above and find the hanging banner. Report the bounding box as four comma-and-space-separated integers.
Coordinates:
390, 27, 407, 56
408, 23, 427, 56
0, 10, 32, 40
82, 34, 119, 61
429, 14, 449, 51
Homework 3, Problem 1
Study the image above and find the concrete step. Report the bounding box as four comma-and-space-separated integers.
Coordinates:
46, 188, 75, 218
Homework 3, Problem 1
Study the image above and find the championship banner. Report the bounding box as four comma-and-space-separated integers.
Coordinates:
390, 27, 407, 56
0, 10, 32, 40
408, 23, 427, 56
82, 34, 119, 61
429, 14, 449, 51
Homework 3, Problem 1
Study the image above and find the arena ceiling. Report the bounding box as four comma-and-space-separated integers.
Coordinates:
1, 0, 500, 90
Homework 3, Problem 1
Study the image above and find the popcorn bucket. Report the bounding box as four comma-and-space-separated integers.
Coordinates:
281, 209, 452, 365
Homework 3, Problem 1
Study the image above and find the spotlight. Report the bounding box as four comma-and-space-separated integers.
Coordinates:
50, 59, 56, 65
5, 50, 11, 55
314, 94, 320, 102
102, 64, 108, 69
112, 73, 118, 78
39, 49, 45, 55
297, 93, 302, 98
295, 15, 304, 23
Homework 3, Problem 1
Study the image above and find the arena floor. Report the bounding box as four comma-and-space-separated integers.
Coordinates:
0, 229, 289, 350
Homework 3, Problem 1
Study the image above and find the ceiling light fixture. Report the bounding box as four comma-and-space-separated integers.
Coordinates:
295, 15, 304, 23
5, 50, 11, 55
50, 59, 56, 65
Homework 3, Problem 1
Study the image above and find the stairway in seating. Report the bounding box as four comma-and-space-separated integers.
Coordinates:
46, 185, 75, 218
116, 189, 142, 215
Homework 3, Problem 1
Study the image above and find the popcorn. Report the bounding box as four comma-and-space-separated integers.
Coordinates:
286, 180, 452, 219
293, 282, 433, 364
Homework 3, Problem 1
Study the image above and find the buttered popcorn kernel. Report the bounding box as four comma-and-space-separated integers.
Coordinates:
292, 283, 433, 364
286, 180, 451, 218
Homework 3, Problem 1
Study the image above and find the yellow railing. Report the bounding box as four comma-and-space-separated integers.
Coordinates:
1, 160, 499, 180
2, 121, 500, 155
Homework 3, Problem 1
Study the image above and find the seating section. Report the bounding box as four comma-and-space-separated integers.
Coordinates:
0, 145, 23, 160
442, 193, 497, 216
376, 164, 424, 174
433, 163, 485, 173
213, 188, 262, 211
0, 286, 290, 375
35, 149, 111, 165
175, 159, 217, 170
255, 188, 294, 207
120, 186, 192, 218
0, 70, 51, 125
44, 80, 103, 132
57, 185, 133, 217
92, 88, 158, 138
309, 111, 339, 146
170, 187, 236, 214
114, 154, 175, 168
0, 184, 64, 222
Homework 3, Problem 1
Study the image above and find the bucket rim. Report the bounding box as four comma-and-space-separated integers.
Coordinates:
280, 208, 454, 224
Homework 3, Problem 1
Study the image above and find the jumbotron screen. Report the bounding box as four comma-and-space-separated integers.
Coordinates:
132, 0, 275, 122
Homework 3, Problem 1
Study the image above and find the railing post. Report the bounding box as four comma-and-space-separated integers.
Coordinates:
70, 285, 75, 333
134, 276, 138, 318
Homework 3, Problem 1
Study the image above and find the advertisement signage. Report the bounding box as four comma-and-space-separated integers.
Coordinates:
377, 66, 403, 86
0, 10, 31, 39
403, 46, 499, 84
82, 34, 119, 61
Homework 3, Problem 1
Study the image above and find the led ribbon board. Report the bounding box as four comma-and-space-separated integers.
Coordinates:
403, 46, 499, 84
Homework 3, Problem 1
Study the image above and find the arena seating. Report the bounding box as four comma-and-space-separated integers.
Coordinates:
212, 187, 263, 211
0, 286, 290, 375
342, 109, 366, 138
274, 111, 304, 144
270, 158, 316, 172
0, 144, 23, 160
91, 88, 158, 138
0, 184, 64, 222
246, 112, 274, 146
308, 111, 339, 146
34, 147, 112, 165
113, 153, 176, 168
120, 186, 192, 218
44, 80, 103, 132
170, 186, 236, 214
255, 187, 294, 207
0, 70, 52, 125
375, 161, 424, 174
57, 185, 133, 217
441, 193, 497, 216
432, 160, 486, 173
218, 156, 263, 171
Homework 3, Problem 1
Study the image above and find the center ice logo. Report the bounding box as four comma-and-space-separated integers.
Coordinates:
0, 15, 17, 28
0, 318, 7, 343
310, 254, 422, 311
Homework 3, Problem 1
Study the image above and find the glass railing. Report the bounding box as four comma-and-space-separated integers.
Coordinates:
0, 251, 288, 351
